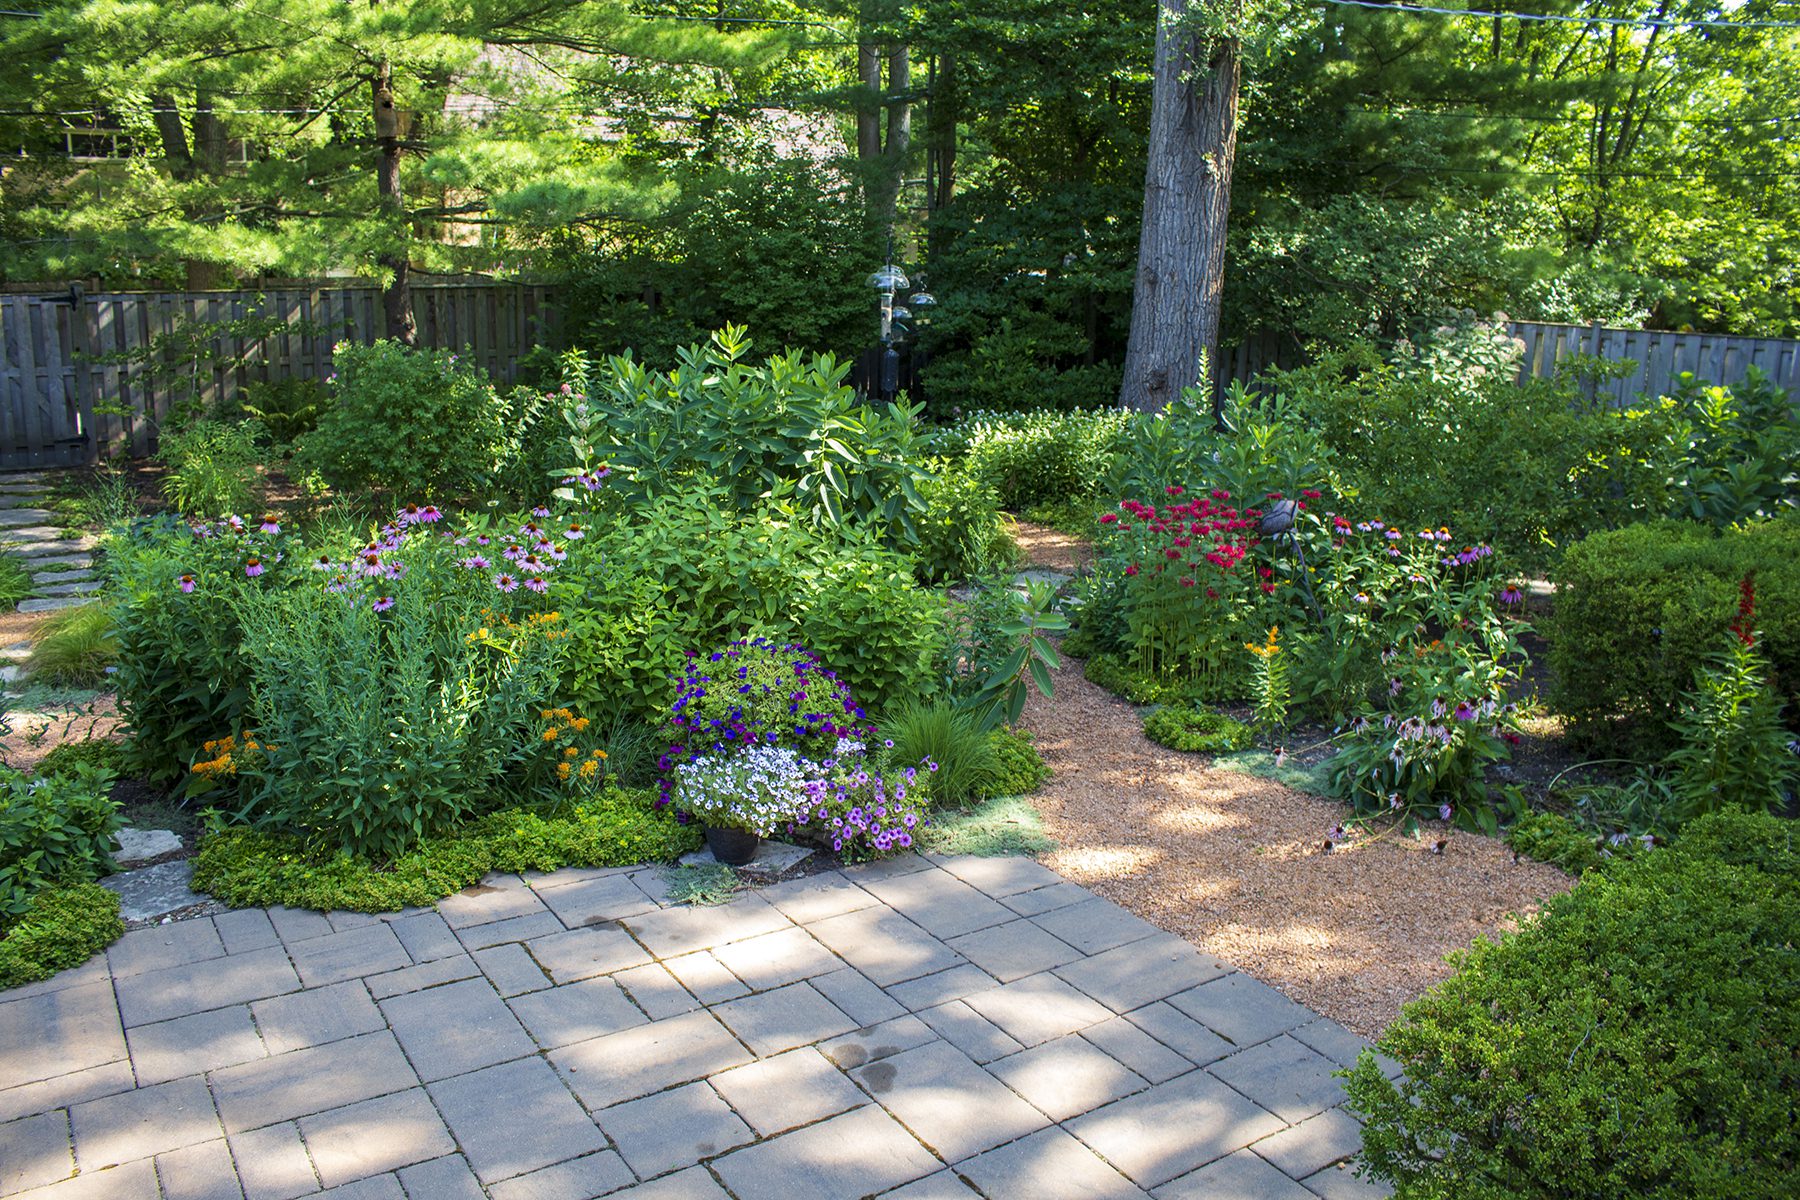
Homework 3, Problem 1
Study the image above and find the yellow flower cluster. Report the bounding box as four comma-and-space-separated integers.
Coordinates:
191, 732, 276, 779
1246, 625, 1281, 660
466, 609, 568, 645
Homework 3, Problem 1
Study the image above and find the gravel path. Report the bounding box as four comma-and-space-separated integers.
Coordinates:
1018, 638, 1572, 1040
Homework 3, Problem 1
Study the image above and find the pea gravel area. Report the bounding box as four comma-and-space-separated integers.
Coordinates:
1010, 525, 1573, 1039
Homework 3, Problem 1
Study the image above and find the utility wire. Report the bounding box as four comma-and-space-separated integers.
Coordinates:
1315, 0, 1800, 32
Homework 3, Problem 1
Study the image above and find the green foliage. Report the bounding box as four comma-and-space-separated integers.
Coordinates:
1663, 631, 1798, 819
0, 763, 121, 925
27, 602, 119, 687
1504, 810, 1650, 877
1142, 704, 1253, 755
558, 329, 931, 543
1108, 383, 1340, 504
0, 883, 123, 990
664, 864, 742, 907
108, 515, 300, 784
34, 740, 126, 781
799, 552, 947, 716
918, 795, 1056, 858
988, 727, 1050, 797
190, 787, 700, 913
880, 700, 999, 808
158, 418, 263, 517
940, 409, 1132, 511
957, 580, 1067, 733
1081, 652, 1206, 706
912, 460, 1015, 585
1549, 520, 1800, 757
239, 378, 326, 447
221, 547, 567, 861
0, 552, 33, 610
300, 341, 506, 497
1348, 809, 1800, 1200
1655, 370, 1800, 526
561, 152, 877, 364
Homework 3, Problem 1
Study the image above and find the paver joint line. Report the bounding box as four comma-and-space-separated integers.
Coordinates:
0, 855, 1376, 1200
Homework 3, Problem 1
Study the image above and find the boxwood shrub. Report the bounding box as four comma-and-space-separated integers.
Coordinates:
1549, 518, 1800, 757
1347, 809, 1799, 1199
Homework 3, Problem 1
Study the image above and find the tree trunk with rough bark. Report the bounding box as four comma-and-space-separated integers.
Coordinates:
373, 60, 415, 346
1119, 0, 1240, 413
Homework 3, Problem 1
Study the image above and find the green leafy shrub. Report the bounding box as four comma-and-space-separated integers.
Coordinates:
1549, 519, 1800, 757
913, 460, 1015, 584
798, 550, 948, 715
557, 328, 930, 541
1504, 811, 1615, 876
988, 727, 1050, 797
191, 787, 700, 912
880, 700, 999, 807
158, 418, 263, 516
1142, 704, 1254, 754
0, 883, 123, 989
1348, 809, 1800, 1200
1082, 651, 1206, 706
1654, 369, 1800, 527
34, 739, 125, 780
26, 601, 118, 686
301, 340, 506, 497
944, 408, 1131, 511
1, 763, 120, 924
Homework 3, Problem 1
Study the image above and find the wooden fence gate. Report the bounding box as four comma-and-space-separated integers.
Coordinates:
0, 284, 558, 468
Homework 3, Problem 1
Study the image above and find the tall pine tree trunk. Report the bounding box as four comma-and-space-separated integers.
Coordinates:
1119, 0, 1240, 413
373, 60, 416, 346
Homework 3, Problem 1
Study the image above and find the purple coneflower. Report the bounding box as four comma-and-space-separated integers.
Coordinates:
524, 576, 548, 594
178, 574, 196, 593
244, 558, 264, 578
494, 573, 520, 593
260, 518, 280, 535
372, 596, 395, 612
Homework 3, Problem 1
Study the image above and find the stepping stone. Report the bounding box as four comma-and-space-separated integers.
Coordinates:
32, 568, 93, 586
0, 664, 21, 684
18, 554, 92, 571
101, 860, 207, 923
0, 482, 51, 494
680, 839, 814, 875
0, 494, 49, 509
18, 595, 93, 613
1013, 569, 1072, 589
0, 508, 57, 526
0, 642, 29, 661
4, 530, 98, 551
36, 579, 102, 597
114, 829, 186, 867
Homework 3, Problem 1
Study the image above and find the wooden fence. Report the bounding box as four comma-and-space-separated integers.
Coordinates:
1217, 321, 1800, 407
0, 284, 558, 468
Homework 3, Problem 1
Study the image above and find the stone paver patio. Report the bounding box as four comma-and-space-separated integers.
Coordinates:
0, 854, 1396, 1199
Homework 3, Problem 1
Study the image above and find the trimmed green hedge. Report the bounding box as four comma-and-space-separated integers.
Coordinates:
1142, 704, 1254, 754
1549, 519, 1800, 756
193, 788, 701, 912
0, 884, 123, 989
1348, 809, 1800, 1199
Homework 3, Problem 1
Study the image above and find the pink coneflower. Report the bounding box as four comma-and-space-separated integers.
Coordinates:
519, 553, 546, 573
178, 574, 196, 593
359, 552, 383, 575
244, 558, 265, 578
494, 573, 519, 593
372, 596, 395, 612
564, 524, 585, 540
524, 576, 548, 594
475, 535, 491, 546
545, 543, 567, 562
259, 518, 281, 535
520, 521, 543, 538
313, 555, 333, 571
459, 555, 491, 570
327, 574, 350, 594
502, 543, 526, 561
398, 503, 423, 524
531, 506, 551, 519
226, 515, 245, 532
418, 505, 442, 523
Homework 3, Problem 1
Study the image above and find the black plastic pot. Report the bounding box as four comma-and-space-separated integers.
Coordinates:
704, 826, 761, 866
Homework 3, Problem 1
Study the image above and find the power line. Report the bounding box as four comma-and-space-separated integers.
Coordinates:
1344, 104, 1800, 128
1315, 0, 1800, 31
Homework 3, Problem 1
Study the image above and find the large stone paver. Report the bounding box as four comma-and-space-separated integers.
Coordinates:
0, 852, 1381, 1199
